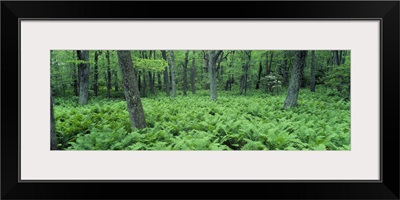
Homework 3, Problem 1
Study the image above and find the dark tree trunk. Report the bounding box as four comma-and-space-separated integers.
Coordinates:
141, 71, 147, 97
333, 50, 340, 65
157, 73, 162, 90
71, 51, 79, 96
282, 51, 288, 85
106, 50, 112, 98
240, 51, 251, 95
161, 50, 170, 96
93, 51, 99, 96
256, 61, 263, 89
182, 50, 189, 96
209, 50, 222, 100
113, 70, 119, 92
190, 51, 196, 94
267, 51, 274, 75
168, 51, 177, 97
117, 50, 147, 130
76, 50, 90, 105
50, 87, 57, 150
149, 71, 155, 95
310, 50, 316, 92
284, 51, 307, 109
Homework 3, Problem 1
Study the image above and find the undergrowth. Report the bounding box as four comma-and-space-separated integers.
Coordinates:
54, 88, 350, 150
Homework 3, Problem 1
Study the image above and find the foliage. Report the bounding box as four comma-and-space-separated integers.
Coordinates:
322, 61, 351, 100
54, 89, 350, 150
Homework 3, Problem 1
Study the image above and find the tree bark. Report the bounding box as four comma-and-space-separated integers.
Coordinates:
168, 51, 177, 97
209, 50, 222, 100
93, 51, 99, 96
106, 50, 112, 98
284, 51, 307, 109
310, 50, 316, 92
256, 61, 262, 89
282, 51, 288, 85
149, 71, 155, 95
190, 51, 196, 94
240, 51, 251, 95
333, 50, 340, 65
113, 70, 119, 92
71, 51, 79, 96
50, 87, 57, 150
161, 50, 170, 96
117, 50, 147, 130
182, 50, 189, 95
76, 50, 90, 105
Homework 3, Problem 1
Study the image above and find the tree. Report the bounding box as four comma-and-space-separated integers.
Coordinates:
71, 51, 79, 96
50, 87, 57, 150
182, 50, 189, 95
190, 51, 196, 94
93, 50, 99, 96
284, 51, 307, 109
117, 50, 147, 130
168, 50, 177, 97
76, 50, 90, 105
208, 50, 222, 100
106, 50, 112, 98
160, 51, 170, 96
240, 50, 251, 95
310, 50, 316, 92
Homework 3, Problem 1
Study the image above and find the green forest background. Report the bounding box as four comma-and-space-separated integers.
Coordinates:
50, 50, 350, 150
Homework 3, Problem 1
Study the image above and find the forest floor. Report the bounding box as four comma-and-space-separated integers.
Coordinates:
54, 88, 350, 150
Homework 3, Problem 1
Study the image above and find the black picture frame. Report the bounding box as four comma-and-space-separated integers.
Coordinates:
1, 1, 399, 199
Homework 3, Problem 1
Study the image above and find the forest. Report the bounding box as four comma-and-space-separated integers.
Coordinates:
51, 50, 350, 150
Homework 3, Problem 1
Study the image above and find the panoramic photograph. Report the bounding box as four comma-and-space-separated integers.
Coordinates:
50, 50, 350, 150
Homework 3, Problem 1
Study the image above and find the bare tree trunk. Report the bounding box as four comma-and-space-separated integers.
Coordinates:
182, 50, 189, 95
76, 50, 90, 105
310, 50, 316, 92
161, 50, 170, 96
240, 51, 251, 95
209, 50, 222, 100
168, 51, 177, 97
71, 51, 79, 96
149, 71, 155, 95
106, 50, 112, 98
333, 50, 340, 65
256, 61, 262, 89
113, 70, 119, 92
190, 51, 196, 94
282, 51, 288, 85
50, 87, 57, 150
284, 51, 307, 109
93, 51, 99, 96
117, 50, 147, 130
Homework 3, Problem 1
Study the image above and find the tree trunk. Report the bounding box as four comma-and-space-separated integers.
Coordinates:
149, 71, 155, 95
333, 50, 340, 65
182, 50, 189, 96
282, 51, 288, 85
50, 87, 57, 150
117, 50, 147, 130
113, 70, 119, 92
190, 51, 196, 94
76, 50, 90, 105
267, 51, 274, 75
71, 51, 79, 96
209, 50, 222, 100
106, 50, 112, 98
157, 73, 162, 90
240, 51, 251, 95
93, 51, 99, 96
168, 51, 177, 97
256, 61, 262, 89
161, 50, 170, 96
284, 51, 307, 109
310, 50, 316, 92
